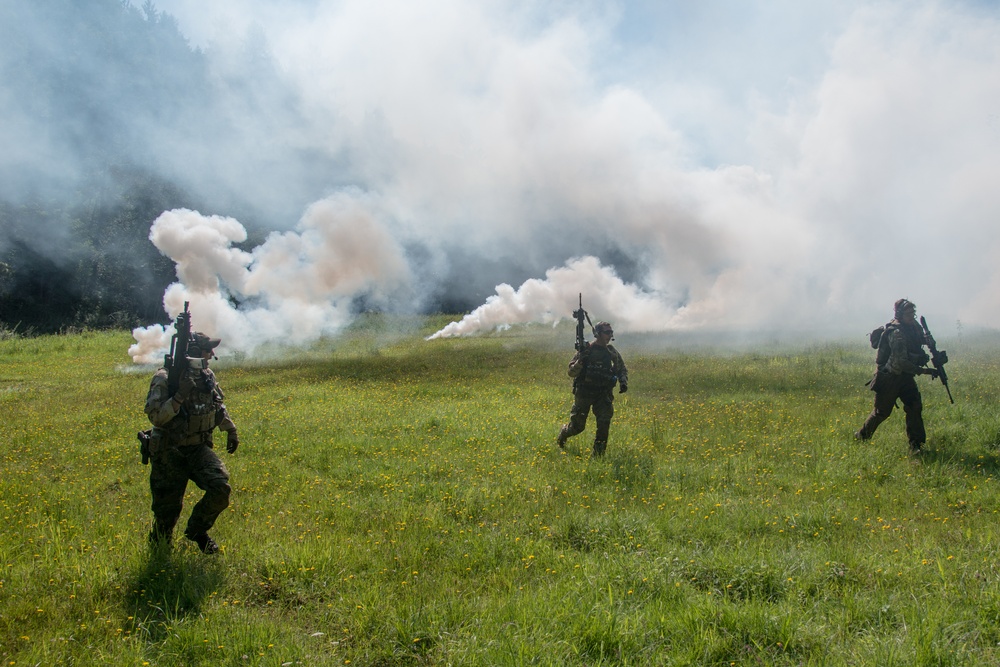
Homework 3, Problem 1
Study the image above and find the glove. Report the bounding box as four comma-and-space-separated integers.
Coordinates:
177, 373, 197, 401
924, 368, 940, 379
226, 430, 240, 454
619, 383, 628, 394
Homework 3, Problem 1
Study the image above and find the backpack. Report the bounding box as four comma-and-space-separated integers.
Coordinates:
869, 326, 885, 349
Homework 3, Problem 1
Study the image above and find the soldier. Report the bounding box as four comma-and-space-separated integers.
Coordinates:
557, 321, 629, 456
144, 332, 239, 553
855, 299, 939, 454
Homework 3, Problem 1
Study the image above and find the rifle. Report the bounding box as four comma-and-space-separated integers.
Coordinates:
138, 303, 193, 466
919, 315, 953, 404
573, 293, 594, 352
165, 301, 192, 396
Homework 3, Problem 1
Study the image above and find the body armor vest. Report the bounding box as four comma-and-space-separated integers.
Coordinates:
166, 372, 220, 446
581, 346, 617, 388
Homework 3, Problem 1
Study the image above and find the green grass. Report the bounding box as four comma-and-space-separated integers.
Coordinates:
3, 318, 1000, 665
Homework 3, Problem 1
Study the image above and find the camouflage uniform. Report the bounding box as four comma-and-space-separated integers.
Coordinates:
856, 300, 935, 452
557, 324, 629, 456
145, 358, 238, 549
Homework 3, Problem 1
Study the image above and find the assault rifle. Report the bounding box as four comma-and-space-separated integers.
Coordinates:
920, 315, 953, 404
573, 293, 594, 352
165, 301, 192, 396
138, 302, 193, 465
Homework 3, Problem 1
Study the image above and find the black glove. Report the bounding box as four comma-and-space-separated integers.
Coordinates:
924, 368, 940, 379
619, 383, 628, 394
177, 373, 197, 401
226, 430, 239, 454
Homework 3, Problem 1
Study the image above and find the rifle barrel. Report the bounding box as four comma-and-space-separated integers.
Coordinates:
920, 315, 954, 404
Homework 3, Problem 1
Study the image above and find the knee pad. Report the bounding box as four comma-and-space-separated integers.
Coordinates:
212, 480, 232, 495
206, 480, 232, 503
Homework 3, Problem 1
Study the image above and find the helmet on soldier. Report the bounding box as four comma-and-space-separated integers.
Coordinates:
189, 331, 222, 358
893, 299, 916, 320
594, 321, 614, 337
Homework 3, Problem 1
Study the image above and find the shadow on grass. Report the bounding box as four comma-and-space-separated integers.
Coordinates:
918, 447, 1000, 476
122, 544, 225, 643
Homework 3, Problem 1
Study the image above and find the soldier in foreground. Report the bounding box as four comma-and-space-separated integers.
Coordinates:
557, 321, 629, 456
144, 332, 240, 553
855, 298, 940, 454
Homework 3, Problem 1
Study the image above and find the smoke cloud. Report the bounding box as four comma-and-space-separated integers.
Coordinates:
105, 0, 1000, 353
428, 256, 676, 339
129, 193, 409, 362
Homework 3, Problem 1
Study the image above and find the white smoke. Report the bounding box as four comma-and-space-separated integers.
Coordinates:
428, 256, 677, 339
129, 324, 176, 365
129, 192, 410, 363
137, 0, 1000, 344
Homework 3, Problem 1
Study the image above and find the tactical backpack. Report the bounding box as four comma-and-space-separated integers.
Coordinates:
869, 325, 885, 349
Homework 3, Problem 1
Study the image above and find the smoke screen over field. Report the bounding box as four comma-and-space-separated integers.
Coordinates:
3, 2, 996, 358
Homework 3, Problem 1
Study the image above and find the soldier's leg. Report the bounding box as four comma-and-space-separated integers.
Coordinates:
184, 445, 231, 545
591, 392, 615, 456
857, 378, 900, 440
898, 379, 925, 450
558, 394, 593, 445
148, 447, 189, 543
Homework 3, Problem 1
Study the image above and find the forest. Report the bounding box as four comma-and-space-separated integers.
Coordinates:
0, 0, 334, 333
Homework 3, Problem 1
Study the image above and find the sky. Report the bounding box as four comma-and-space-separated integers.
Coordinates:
127, 0, 1000, 358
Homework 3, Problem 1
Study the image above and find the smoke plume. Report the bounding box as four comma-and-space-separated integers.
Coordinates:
129, 193, 409, 362
428, 256, 676, 339
119, 0, 1000, 357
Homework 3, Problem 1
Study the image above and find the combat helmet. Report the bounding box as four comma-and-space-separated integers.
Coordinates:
594, 321, 614, 338
189, 331, 222, 358
893, 299, 916, 320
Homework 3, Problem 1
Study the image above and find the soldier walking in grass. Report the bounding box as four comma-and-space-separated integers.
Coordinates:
855, 298, 939, 455
557, 321, 629, 456
144, 332, 240, 553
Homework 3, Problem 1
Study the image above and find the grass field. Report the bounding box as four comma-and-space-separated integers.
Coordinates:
2, 317, 1000, 666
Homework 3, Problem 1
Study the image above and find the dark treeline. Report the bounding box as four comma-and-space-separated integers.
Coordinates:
0, 0, 332, 334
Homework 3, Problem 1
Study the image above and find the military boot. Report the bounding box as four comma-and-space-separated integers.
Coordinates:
556, 426, 569, 448
186, 532, 220, 554
592, 440, 607, 457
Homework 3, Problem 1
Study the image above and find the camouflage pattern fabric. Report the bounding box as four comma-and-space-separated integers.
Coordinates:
560, 341, 628, 455
860, 318, 929, 450
149, 439, 230, 539
876, 320, 929, 376
144, 366, 235, 540
560, 387, 615, 454
856, 372, 925, 448
568, 344, 628, 389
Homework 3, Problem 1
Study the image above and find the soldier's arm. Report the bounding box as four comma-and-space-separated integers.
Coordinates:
568, 351, 585, 379
875, 333, 892, 367
206, 371, 237, 433
614, 348, 629, 386
144, 371, 182, 427
215, 402, 237, 433
215, 390, 236, 433
212, 381, 239, 452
